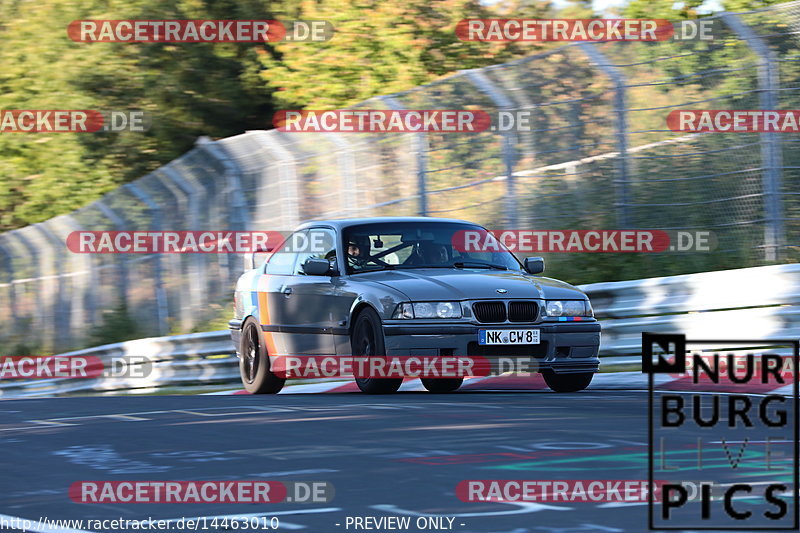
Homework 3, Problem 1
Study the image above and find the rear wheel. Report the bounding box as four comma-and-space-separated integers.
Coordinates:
239, 317, 285, 394
421, 378, 463, 393
542, 370, 593, 393
352, 308, 402, 394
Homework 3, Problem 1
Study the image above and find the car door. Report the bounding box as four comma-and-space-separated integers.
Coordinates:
257, 235, 299, 356
280, 228, 339, 355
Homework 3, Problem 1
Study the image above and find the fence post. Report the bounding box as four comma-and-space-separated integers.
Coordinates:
195, 137, 249, 288
58, 214, 98, 344
95, 200, 130, 309
255, 132, 302, 229
195, 137, 249, 231
722, 12, 784, 261
161, 166, 204, 332
37, 223, 72, 350
579, 42, 631, 228
329, 134, 358, 217
124, 183, 169, 336
4, 232, 41, 336
465, 69, 519, 228
16, 227, 56, 351
0, 237, 18, 338
381, 95, 429, 216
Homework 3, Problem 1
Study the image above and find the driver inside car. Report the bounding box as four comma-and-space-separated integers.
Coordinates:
347, 240, 369, 268
405, 242, 449, 265
327, 241, 363, 269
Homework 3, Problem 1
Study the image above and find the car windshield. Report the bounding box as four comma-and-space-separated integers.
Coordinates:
343, 222, 522, 274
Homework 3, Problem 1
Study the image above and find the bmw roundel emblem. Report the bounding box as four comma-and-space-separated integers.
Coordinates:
496, 288, 508, 294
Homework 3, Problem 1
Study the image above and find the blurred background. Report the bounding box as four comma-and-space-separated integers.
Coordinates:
0, 0, 798, 356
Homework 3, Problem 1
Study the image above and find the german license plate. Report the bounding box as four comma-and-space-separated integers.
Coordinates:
479, 329, 540, 345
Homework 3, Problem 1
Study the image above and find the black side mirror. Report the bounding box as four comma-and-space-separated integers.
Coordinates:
302, 257, 333, 276
524, 257, 545, 275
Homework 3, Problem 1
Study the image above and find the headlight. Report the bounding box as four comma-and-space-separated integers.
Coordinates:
544, 300, 593, 317
563, 301, 585, 316
392, 302, 462, 319
545, 300, 563, 317
392, 302, 414, 319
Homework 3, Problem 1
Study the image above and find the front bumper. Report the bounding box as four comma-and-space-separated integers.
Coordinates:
382, 321, 601, 374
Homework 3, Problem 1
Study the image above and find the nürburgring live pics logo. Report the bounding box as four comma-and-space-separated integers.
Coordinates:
644, 332, 799, 530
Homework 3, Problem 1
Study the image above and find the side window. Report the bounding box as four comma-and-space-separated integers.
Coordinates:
265, 231, 301, 275
295, 228, 337, 275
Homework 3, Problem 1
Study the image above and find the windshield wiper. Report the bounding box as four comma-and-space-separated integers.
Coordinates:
391, 264, 450, 269
356, 263, 509, 271
352, 264, 395, 273
452, 261, 508, 270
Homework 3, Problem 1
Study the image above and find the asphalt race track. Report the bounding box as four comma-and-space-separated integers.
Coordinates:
0, 390, 794, 533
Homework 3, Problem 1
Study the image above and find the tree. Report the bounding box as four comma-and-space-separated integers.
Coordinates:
259, 0, 550, 110
0, 0, 280, 230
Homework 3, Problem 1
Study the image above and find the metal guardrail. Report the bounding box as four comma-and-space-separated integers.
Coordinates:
3, 3, 800, 355
0, 331, 238, 398
1, 264, 797, 398
583, 263, 800, 356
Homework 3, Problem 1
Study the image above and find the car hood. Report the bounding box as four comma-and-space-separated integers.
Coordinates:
353, 268, 586, 301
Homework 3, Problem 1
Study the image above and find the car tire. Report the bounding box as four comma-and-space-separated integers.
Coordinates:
421, 378, 463, 393
542, 370, 593, 393
352, 308, 402, 394
239, 317, 285, 394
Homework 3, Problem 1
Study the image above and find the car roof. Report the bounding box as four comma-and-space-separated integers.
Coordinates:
295, 216, 483, 231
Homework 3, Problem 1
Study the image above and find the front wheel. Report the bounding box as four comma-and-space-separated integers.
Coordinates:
351, 308, 402, 394
542, 370, 593, 393
239, 317, 285, 394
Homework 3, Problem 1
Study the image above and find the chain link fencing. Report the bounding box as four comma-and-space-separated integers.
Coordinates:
1, 4, 799, 354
